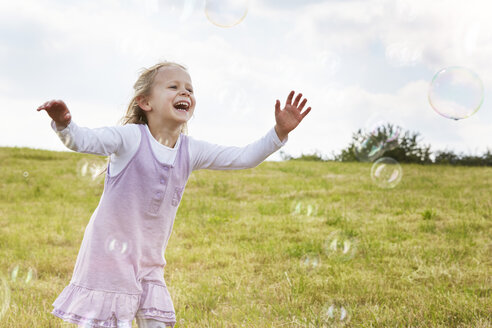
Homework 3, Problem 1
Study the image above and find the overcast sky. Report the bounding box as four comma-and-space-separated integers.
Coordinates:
1, 0, 491, 161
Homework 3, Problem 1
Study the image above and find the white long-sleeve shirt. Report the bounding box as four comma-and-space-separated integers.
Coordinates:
51, 120, 288, 176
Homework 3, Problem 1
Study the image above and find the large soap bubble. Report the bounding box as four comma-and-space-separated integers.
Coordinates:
428, 66, 484, 120
205, 0, 249, 28
354, 120, 402, 162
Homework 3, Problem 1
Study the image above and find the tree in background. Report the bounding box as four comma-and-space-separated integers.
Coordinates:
334, 123, 432, 164
281, 123, 490, 166
433, 150, 460, 165
434, 149, 492, 166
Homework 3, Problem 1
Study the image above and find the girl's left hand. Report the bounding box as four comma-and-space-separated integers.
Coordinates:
274, 90, 311, 141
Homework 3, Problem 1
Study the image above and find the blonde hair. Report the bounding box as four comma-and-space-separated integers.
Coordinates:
97, 61, 190, 178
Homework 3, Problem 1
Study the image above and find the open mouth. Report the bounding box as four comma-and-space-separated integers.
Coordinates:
173, 101, 190, 112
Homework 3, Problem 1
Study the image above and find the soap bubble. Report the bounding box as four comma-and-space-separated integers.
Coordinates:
428, 66, 484, 120
292, 201, 302, 215
371, 157, 402, 188
354, 138, 385, 163
385, 41, 422, 67
62, 134, 73, 148
0, 274, 10, 321
315, 49, 341, 76
306, 204, 315, 216
291, 201, 319, 217
217, 85, 252, 117
205, 0, 249, 28
395, 0, 417, 22
354, 119, 402, 162
323, 230, 358, 261
8, 263, 37, 285
104, 234, 132, 259
321, 302, 351, 326
300, 253, 321, 269
77, 159, 107, 183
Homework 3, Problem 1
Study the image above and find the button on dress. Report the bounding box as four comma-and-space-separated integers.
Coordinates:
52, 124, 191, 328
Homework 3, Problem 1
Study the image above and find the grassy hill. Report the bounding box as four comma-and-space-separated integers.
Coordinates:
0, 146, 490, 327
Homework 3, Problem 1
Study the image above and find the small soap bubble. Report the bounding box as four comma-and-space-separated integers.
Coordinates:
428, 66, 484, 120
315, 49, 341, 77
77, 159, 107, 183
77, 159, 89, 177
90, 164, 106, 181
308, 203, 319, 216
228, 57, 253, 76
217, 85, 252, 117
205, 0, 249, 28
292, 201, 302, 215
395, 0, 417, 22
291, 201, 318, 216
8, 263, 37, 285
306, 204, 314, 216
385, 42, 422, 67
104, 235, 132, 259
300, 253, 321, 269
119, 32, 148, 63
62, 134, 73, 148
371, 157, 402, 189
321, 302, 351, 326
23, 171, 29, 178
323, 230, 357, 261
0, 274, 10, 321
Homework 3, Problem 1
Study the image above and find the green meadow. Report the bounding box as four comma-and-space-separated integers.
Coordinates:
0, 146, 490, 327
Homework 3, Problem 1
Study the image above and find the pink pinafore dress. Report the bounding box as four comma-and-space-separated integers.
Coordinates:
52, 124, 190, 327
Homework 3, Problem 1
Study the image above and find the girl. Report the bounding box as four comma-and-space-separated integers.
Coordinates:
37, 61, 311, 328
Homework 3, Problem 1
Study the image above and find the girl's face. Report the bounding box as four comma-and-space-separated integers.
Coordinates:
145, 66, 195, 126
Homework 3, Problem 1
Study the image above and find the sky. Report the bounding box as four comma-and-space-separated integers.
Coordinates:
1, 0, 491, 161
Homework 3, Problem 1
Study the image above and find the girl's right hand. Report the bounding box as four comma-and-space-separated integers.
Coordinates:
37, 99, 72, 129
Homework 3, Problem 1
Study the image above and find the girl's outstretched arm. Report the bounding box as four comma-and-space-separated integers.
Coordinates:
37, 99, 72, 130
189, 128, 286, 171
36, 99, 137, 158
274, 90, 312, 142
189, 91, 312, 171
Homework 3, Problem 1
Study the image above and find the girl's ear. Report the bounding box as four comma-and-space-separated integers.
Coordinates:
136, 95, 151, 112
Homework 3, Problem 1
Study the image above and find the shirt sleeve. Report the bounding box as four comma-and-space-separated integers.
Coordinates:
50, 119, 138, 157
189, 127, 288, 171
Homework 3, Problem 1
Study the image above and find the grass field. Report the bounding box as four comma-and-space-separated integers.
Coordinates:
0, 146, 490, 327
